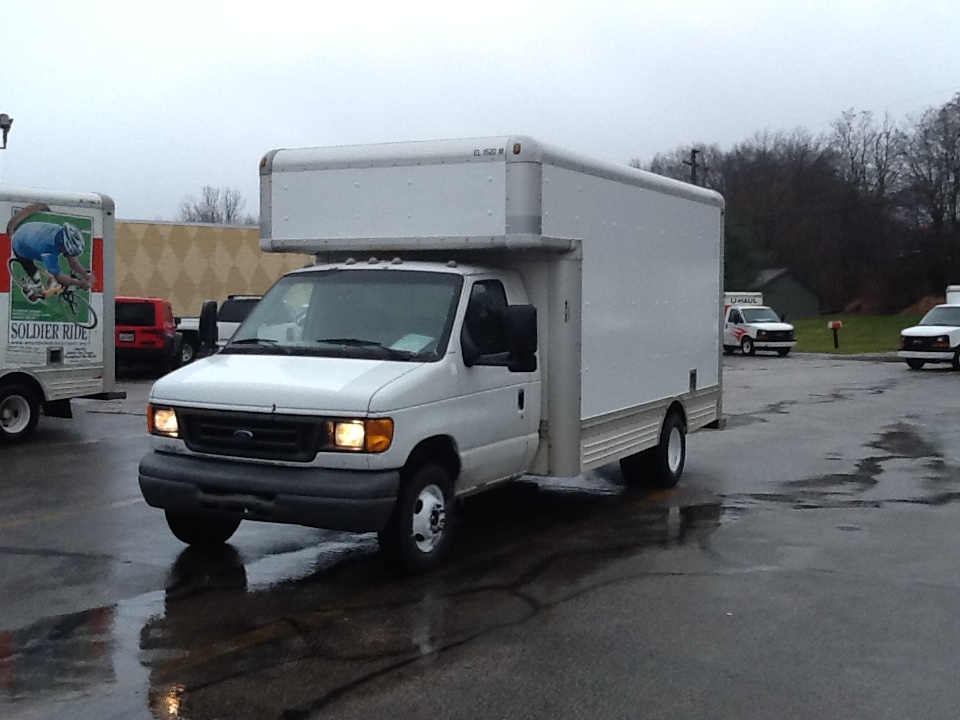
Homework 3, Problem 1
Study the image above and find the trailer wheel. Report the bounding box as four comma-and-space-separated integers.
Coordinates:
378, 463, 455, 573
165, 511, 241, 548
650, 412, 686, 488
0, 382, 41, 444
906, 359, 925, 371
741, 337, 756, 356
777, 348, 790, 357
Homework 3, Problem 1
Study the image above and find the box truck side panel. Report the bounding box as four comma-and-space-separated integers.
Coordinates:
541, 165, 722, 419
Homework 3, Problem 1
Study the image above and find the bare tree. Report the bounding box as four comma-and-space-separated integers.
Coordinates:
178, 186, 256, 225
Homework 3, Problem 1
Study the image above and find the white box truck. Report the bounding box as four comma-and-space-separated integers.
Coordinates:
898, 285, 960, 370
1, 185, 123, 443
138, 136, 725, 571
722, 291, 796, 356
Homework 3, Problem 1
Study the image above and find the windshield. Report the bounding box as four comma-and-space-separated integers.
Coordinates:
919, 305, 960, 327
225, 269, 463, 361
741, 307, 782, 323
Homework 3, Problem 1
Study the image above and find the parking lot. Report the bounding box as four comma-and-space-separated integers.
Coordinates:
2, 353, 960, 719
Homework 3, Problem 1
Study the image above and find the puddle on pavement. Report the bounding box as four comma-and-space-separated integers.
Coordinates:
0, 479, 726, 719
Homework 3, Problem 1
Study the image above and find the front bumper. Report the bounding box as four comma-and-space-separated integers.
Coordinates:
139, 451, 399, 533
754, 340, 796, 350
898, 350, 955, 363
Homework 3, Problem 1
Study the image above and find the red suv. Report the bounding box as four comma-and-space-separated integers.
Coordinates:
115, 296, 182, 375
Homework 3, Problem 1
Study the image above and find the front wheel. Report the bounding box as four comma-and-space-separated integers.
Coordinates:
57, 289, 98, 329
180, 337, 198, 365
0, 382, 41, 444
741, 337, 756, 356
777, 348, 790, 357
165, 511, 241, 548
906, 359, 925, 371
379, 463, 455, 573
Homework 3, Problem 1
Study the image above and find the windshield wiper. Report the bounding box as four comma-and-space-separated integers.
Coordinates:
227, 337, 293, 354
314, 337, 418, 360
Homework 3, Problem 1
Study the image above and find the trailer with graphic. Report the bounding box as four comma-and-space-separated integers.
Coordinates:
1, 185, 123, 443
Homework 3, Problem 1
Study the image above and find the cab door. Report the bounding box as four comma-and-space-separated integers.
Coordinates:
455, 278, 539, 491
724, 308, 744, 345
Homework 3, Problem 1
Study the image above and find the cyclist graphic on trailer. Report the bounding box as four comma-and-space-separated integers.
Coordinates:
7, 202, 95, 303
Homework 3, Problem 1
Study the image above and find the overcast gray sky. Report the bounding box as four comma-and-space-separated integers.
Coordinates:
1, 0, 958, 221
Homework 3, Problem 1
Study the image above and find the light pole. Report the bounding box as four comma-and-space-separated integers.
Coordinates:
0, 113, 11, 183
0, 113, 11, 149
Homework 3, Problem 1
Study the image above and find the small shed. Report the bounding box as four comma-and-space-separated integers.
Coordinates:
751, 268, 820, 320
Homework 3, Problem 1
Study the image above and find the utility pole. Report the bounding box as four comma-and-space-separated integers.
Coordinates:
684, 148, 701, 185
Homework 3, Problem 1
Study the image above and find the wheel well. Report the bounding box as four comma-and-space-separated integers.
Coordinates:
0, 373, 45, 402
403, 436, 461, 484
666, 401, 687, 430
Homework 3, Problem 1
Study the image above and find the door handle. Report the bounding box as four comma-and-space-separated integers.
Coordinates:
517, 389, 525, 411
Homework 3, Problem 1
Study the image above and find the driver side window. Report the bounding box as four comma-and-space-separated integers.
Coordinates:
730, 309, 743, 324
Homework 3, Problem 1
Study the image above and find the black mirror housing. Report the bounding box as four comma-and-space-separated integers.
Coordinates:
198, 299, 219, 352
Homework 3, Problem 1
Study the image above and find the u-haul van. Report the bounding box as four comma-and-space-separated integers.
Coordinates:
138, 135, 724, 572
722, 292, 796, 356
898, 285, 960, 371
1, 185, 123, 443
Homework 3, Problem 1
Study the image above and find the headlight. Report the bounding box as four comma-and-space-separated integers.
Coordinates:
330, 418, 394, 453
147, 404, 179, 437
756, 331, 768, 339
933, 335, 950, 349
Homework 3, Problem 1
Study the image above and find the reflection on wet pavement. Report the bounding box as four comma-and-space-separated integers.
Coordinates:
0, 480, 724, 719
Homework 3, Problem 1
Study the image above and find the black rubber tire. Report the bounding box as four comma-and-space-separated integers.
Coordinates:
378, 463, 455, 573
649, 412, 686, 489
952, 351, 960, 371
906, 359, 925, 371
619, 450, 652, 486
0, 382, 41, 444
741, 337, 756, 356
777, 348, 790, 357
722, 345, 735, 356
165, 511, 241, 548
180, 338, 198, 365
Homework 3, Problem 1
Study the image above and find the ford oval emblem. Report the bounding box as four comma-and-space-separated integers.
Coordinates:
233, 429, 254, 443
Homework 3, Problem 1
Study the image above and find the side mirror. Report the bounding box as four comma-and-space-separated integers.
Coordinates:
505, 305, 537, 372
460, 326, 482, 367
198, 299, 218, 353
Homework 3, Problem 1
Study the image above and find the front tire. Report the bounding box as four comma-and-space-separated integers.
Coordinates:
741, 337, 756, 356
777, 348, 790, 357
906, 359, 925, 371
180, 338, 198, 365
379, 463, 455, 573
0, 382, 41, 444
165, 511, 241, 548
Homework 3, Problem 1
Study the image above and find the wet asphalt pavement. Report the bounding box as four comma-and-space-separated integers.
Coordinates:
2, 353, 960, 719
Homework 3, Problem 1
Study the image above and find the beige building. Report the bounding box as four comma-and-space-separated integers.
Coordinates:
115, 221, 311, 317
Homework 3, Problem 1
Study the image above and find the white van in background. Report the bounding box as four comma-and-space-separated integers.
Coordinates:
898, 285, 960, 371
722, 292, 796, 356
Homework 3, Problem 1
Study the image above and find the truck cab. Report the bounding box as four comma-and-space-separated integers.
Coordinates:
898, 292, 960, 371
722, 292, 796, 356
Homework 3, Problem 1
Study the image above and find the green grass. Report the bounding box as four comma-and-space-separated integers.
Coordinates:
792, 314, 921, 354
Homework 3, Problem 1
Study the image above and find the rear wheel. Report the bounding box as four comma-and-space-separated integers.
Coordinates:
741, 337, 756, 356
379, 463, 455, 573
0, 382, 40, 444
165, 511, 241, 548
180, 337, 198, 364
650, 412, 686, 488
906, 359, 925, 371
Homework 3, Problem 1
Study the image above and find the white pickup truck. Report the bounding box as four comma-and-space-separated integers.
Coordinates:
898, 286, 960, 370
138, 135, 725, 571
174, 294, 261, 363
722, 292, 796, 356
